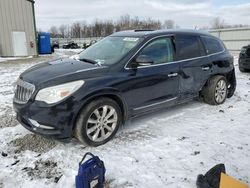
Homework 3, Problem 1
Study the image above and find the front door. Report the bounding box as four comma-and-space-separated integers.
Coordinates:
124, 36, 180, 115
12, 31, 28, 56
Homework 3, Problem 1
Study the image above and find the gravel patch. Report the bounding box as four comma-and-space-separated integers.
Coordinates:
10, 134, 57, 153
0, 106, 18, 128
22, 159, 62, 182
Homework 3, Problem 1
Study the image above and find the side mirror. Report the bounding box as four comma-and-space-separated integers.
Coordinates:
135, 55, 154, 67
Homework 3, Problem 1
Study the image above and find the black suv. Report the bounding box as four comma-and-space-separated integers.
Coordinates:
13, 29, 236, 146
239, 44, 250, 72
62, 42, 80, 49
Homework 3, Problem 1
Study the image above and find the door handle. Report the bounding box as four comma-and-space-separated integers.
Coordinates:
168, 73, 178, 77
202, 66, 210, 71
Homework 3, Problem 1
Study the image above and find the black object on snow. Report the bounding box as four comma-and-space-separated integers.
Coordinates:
196, 164, 226, 188
1, 152, 8, 157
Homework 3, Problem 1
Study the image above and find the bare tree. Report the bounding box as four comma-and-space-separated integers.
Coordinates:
59, 24, 67, 38
49, 15, 179, 38
163, 20, 175, 29
210, 17, 227, 29
71, 22, 81, 38
103, 20, 114, 36
49, 26, 59, 37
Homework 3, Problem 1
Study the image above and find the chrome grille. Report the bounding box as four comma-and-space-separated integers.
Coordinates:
14, 79, 35, 104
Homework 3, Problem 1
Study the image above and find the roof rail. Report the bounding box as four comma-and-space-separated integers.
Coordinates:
134, 29, 154, 32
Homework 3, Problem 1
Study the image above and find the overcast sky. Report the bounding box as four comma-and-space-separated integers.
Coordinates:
35, 0, 250, 31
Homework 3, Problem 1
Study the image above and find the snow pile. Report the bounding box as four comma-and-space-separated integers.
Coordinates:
0, 56, 33, 63
0, 55, 249, 188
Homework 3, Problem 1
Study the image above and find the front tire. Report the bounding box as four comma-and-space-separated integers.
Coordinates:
202, 76, 228, 105
74, 97, 122, 146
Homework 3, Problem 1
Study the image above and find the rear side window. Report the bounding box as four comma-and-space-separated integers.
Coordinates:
176, 35, 205, 60
201, 36, 225, 54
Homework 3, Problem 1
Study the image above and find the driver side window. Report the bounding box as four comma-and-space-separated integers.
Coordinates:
137, 37, 174, 65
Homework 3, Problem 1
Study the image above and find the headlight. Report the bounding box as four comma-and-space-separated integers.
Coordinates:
35, 80, 84, 104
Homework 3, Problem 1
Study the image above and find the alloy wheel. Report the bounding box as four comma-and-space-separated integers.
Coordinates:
86, 105, 118, 142
215, 79, 227, 103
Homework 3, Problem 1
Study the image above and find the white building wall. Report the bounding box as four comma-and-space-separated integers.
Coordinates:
0, 0, 37, 57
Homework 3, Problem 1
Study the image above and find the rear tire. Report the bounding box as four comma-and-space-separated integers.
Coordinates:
202, 76, 228, 105
74, 97, 122, 147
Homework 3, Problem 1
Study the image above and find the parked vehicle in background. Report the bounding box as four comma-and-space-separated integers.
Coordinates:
239, 44, 250, 72
83, 40, 97, 49
13, 29, 236, 146
51, 41, 59, 53
63, 41, 80, 49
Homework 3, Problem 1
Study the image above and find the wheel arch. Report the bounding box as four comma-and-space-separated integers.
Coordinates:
72, 89, 128, 132
200, 69, 236, 98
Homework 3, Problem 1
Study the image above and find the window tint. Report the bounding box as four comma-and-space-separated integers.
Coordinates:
137, 38, 174, 65
201, 36, 225, 54
177, 35, 205, 60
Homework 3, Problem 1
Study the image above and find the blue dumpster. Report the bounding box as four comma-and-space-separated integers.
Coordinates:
38, 32, 52, 54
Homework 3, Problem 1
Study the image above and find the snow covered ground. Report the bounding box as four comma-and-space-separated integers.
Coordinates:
0, 53, 249, 188
0, 56, 33, 63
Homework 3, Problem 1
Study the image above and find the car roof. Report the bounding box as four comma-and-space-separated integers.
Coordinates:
111, 29, 213, 38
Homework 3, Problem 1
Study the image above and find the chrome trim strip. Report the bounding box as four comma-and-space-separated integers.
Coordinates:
75, 66, 107, 73
29, 119, 55, 130
133, 97, 177, 111
124, 34, 226, 70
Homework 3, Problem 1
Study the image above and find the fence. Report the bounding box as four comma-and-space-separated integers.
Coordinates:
51, 37, 102, 48
52, 28, 250, 52
209, 27, 250, 52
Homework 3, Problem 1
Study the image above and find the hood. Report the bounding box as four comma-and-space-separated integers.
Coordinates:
20, 58, 107, 86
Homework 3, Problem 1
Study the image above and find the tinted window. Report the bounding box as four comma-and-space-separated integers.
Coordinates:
177, 35, 205, 60
201, 36, 225, 54
137, 38, 174, 65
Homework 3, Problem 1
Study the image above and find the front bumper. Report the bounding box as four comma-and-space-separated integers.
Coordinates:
13, 99, 78, 142
17, 115, 62, 136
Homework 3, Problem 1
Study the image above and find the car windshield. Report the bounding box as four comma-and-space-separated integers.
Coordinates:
78, 36, 143, 66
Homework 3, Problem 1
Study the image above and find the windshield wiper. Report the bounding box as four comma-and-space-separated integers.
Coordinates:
79, 58, 98, 65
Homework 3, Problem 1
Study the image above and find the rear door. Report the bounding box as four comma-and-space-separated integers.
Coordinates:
176, 34, 211, 100
201, 36, 232, 74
